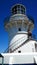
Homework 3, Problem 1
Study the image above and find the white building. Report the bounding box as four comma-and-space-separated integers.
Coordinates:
4, 4, 37, 53
0, 4, 37, 65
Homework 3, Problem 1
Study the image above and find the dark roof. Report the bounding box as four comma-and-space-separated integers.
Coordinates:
0, 54, 3, 57
12, 4, 25, 9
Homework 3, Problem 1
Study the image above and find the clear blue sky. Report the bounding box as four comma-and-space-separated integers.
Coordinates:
0, 0, 37, 53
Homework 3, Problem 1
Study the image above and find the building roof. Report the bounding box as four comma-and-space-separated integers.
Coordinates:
11, 4, 26, 10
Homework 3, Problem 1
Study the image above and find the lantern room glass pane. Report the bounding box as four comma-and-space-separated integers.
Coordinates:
12, 4, 26, 15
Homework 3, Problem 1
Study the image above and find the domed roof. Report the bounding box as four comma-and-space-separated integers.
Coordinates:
12, 4, 25, 9
11, 4, 26, 15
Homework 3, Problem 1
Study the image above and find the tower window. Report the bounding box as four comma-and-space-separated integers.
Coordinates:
18, 50, 21, 53
18, 28, 21, 31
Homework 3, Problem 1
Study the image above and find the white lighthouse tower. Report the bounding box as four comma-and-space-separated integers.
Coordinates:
0, 4, 37, 65
4, 4, 36, 53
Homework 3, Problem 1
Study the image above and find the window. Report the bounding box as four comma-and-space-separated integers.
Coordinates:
21, 6, 25, 14
18, 50, 21, 53
18, 28, 21, 31
12, 6, 17, 15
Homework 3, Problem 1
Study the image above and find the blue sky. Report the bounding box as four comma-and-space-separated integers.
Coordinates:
0, 0, 37, 53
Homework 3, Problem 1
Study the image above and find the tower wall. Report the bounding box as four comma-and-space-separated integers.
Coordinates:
4, 4, 34, 53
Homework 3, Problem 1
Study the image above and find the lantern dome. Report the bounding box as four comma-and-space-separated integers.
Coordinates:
11, 4, 26, 15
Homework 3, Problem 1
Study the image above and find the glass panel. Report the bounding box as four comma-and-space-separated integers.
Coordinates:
21, 6, 25, 14
17, 5, 21, 14
12, 6, 17, 14
12, 5, 25, 14
17, 10, 20, 14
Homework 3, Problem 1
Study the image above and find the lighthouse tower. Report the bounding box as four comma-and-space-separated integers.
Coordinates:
4, 4, 35, 53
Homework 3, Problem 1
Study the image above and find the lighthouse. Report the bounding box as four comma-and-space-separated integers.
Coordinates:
0, 4, 37, 65
4, 4, 36, 53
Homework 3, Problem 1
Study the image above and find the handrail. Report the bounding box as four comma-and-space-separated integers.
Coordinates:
4, 35, 27, 53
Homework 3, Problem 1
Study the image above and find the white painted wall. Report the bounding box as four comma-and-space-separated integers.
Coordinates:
14, 40, 36, 53
0, 58, 2, 64
9, 32, 28, 51
1, 53, 36, 64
